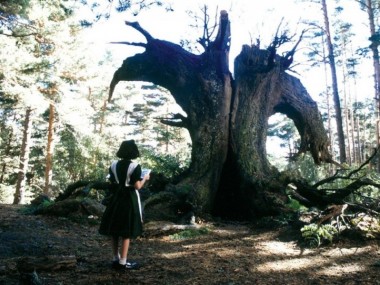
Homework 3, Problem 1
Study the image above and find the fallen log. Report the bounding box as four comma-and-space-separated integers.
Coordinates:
288, 146, 380, 209
55, 181, 111, 202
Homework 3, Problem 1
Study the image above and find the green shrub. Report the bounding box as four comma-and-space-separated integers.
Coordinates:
301, 223, 338, 248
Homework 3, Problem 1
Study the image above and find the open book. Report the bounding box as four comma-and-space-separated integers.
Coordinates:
141, 168, 151, 179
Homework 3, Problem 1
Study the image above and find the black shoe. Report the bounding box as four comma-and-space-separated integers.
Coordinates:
125, 261, 140, 270
114, 261, 140, 270
111, 260, 119, 269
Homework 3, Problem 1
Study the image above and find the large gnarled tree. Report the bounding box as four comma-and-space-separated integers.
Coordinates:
108, 11, 332, 219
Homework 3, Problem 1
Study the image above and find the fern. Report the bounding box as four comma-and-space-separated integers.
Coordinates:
301, 223, 338, 248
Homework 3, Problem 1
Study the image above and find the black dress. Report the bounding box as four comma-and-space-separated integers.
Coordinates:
99, 159, 143, 239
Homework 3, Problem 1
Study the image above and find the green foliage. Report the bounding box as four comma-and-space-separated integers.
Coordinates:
301, 223, 338, 248
19, 199, 54, 215
15, 205, 35, 216
285, 153, 324, 183
139, 146, 190, 179
53, 126, 114, 192
268, 114, 299, 143
267, 114, 300, 170
286, 197, 307, 212
0, 0, 31, 16
169, 227, 210, 240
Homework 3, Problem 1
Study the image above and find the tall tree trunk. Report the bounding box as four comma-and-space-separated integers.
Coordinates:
44, 103, 54, 195
340, 27, 353, 165
366, 0, 380, 102
356, 116, 362, 164
348, 41, 360, 165
321, 32, 335, 174
342, 71, 352, 165
322, 0, 346, 163
365, 0, 380, 171
349, 92, 356, 165
339, 7, 357, 166
13, 107, 32, 204
0, 130, 13, 184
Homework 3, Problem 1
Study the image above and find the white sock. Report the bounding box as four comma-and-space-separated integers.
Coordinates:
119, 258, 126, 265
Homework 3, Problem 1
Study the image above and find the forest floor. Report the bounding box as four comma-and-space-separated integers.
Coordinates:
0, 203, 379, 285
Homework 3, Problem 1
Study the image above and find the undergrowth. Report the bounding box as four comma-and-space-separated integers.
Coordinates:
169, 227, 210, 240
301, 223, 338, 248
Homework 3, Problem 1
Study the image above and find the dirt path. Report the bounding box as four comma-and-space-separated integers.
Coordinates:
0, 204, 379, 285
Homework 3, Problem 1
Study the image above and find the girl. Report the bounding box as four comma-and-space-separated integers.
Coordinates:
99, 140, 150, 270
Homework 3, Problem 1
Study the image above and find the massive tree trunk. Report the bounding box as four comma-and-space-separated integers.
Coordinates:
108, 12, 331, 219
214, 45, 332, 218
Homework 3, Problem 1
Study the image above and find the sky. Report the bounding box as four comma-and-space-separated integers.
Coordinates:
88, 0, 372, 104
95, 0, 313, 62
85, 0, 374, 164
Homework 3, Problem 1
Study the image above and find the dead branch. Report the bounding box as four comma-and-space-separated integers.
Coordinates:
125, 21, 153, 41
155, 113, 189, 128
0, 14, 37, 31
109, 41, 147, 47
160, 119, 186, 128
281, 29, 307, 69
267, 19, 296, 69
196, 5, 218, 50
313, 204, 348, 225
314, 146, 379, 188
290, 180, 329, 208
289, 153, 380, 210
345, 202, 380, 215
0, 31, 39, 37
212, 10, 230, 51
287, 145, 380, 210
